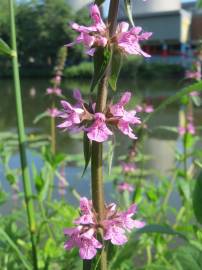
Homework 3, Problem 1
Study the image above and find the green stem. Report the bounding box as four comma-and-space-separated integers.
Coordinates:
51, 99, 56, 154
39, 200, 54, 240
9, 1, 38, 269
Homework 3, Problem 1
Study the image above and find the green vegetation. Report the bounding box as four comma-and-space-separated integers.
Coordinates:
64, 59, 185, 80
0, 0, 90, 70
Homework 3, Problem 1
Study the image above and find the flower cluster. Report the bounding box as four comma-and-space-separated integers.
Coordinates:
58, 90, 141, 142
66, 4, 152, 57
117, 182, 134, 193
120, 161, 136, 173
135, 103, 154, 113
178, 115, 196, 136
64, 197, 145, 260
185, 61, 201, 81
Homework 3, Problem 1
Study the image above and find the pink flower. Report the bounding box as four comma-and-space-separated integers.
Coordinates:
189, 91, 199, 97
117, 182, 134, 192
66, 5, 151, 57
64, 197, 145, 259
135, 105, 143, 112
185, 61, 201, 81
85, 113, 113, 142
187, 122, 195, 135
102, 203, 145, 245
178, 117, 196, 136
47, 108, 60, 118
109, 92, 141, 139
178, 126, 186, 136
135, 104, 154, 113
120, 161, 136, 173
144, 104, 154, 113
116, 22, 152, 57
58, 100, 84, 131
53, 75, 61, 84
64, 227, 102, 260
66, 5, 107, 55
58, 91, 141, 142
185, 70, 201, 80
46, 87, 62, 96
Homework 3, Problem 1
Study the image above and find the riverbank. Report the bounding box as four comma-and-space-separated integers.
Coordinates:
0, 58, 185, 79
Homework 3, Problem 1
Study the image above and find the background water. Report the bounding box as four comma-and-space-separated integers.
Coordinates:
0, 77, 202, 210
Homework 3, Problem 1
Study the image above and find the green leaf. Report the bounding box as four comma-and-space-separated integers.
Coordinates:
6, 172, 16, 185
82, 132, 92, 176
109, 48, 123, 91
172, 244, 202, 270
94, 0, 105, 5
178, 178, 191, 201
91, 46, 111, 92
144, 81, 202, 124
107, 141, 114, 175
33, 111, 49, 124
137, 224, 188, 240
0, 227, 32, 270
191, 95, 201, 106
193, 171, 202, 224
124, 0, 135, 26
197, 0, 202, 8
0, 38, 15, 57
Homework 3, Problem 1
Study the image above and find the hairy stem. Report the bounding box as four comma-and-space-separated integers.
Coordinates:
9, 0, 38, 269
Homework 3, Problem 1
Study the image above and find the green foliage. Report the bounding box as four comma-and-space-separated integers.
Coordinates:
124, 0, 135, 26
91, 46, 112, 91
64, 61, 93, 78
109, 48, 123, 91
82, 132, 92, 176
0, 0, 90, 70
0, 38, 13, 57
193, 171, 202, 224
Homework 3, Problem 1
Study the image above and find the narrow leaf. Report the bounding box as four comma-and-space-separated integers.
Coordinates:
107, 141, 114, 175
137, 224, 188, 240
33, 111, 49, 124
124, 0, 135, 26
0, 38, 14, 57
109, 48, 123, 91
91, 47, 111, 92
0, 228, 32, 270
144, 81, 202, 124
82, 132, 92, 176
193, 172, 202, 224
191, 95, 201, 107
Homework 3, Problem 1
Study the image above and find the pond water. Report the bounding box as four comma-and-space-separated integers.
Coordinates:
0, 77, 202, 210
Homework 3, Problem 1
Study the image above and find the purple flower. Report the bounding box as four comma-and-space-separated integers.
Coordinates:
109, 92, 141, 139
102, 203, 145, 245
135, 103, 154, 113
144, 104, 154, 113
64, 197, 145, 259
66, 4, 107, 55
64, 227, 102, 260
178, 116, 196, 136
58, 91, 141, 142
117, 182, 134, 192
66, 4, 151, 57
47, 108, 60, 118
116, 23, 152, 57
58, 100, 84, 131
46, 87, 62, 96
85, 113, 113, 142
189, 91, 199, 97
120, 161, 136, 173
